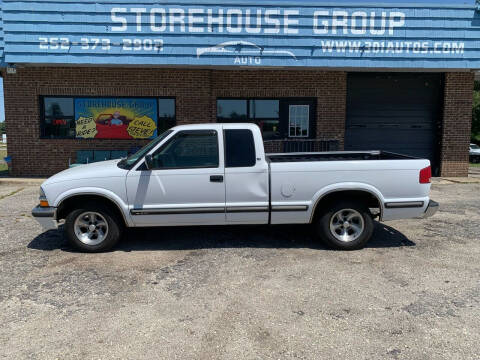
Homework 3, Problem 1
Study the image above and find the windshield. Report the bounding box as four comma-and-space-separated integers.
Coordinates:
471, 144, 480, 149
117, 130, 173, 170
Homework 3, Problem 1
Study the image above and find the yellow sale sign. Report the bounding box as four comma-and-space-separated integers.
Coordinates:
127, 116, 157, 139
75, 116, 98, 138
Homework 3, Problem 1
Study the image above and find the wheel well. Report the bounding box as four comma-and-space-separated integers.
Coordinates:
56, 195, 127, 227
311, 190, 381, 222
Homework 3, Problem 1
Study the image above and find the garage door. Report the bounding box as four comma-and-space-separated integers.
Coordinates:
345, 73, 443, 175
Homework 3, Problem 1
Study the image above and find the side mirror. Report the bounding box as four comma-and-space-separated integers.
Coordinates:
144, 154, 153, 170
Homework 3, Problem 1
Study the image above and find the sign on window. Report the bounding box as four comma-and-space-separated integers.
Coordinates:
74, 98, 158, 139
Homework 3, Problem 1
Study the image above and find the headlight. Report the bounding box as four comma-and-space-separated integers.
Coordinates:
39, 187, 49, 207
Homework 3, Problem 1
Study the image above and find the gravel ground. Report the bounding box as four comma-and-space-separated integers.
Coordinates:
0, 183, 479, 359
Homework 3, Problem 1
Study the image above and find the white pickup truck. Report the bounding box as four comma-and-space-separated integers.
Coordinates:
32, 123, 438, 252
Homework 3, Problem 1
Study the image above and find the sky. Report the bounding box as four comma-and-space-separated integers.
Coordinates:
0, 79, 4, 123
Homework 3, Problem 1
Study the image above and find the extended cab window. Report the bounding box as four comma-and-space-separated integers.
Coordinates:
151, 130, 219, 169
224, 129, 256, 167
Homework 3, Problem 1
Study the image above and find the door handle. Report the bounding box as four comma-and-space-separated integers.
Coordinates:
210, 175, 224, 183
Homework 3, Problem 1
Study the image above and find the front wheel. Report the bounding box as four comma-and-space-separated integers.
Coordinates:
315, 200, 374, 250
65, 204, 122, 252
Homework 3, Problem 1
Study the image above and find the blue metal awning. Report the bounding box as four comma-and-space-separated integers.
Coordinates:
0, 0, 479, 70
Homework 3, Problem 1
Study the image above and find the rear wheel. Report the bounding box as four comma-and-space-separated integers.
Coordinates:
65, 204, 122, 252
315, 200, 374, 250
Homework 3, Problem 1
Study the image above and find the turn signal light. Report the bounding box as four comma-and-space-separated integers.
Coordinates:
40, 200, 49, 207
419, 166, 432, 184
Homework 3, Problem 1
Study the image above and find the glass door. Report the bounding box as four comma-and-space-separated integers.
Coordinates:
288, 105, 310, 138
280, 99, 315, 139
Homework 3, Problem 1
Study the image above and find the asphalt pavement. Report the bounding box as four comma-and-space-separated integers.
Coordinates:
0, 182, 479, 359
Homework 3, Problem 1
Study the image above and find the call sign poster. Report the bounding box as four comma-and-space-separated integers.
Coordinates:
74, 98, 158, 139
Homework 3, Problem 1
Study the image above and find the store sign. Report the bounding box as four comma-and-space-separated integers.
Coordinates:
1, 1, 479, 68
74, 98, 158, 139
110, 8, 407, 35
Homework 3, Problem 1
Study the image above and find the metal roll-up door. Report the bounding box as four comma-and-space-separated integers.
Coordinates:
345, 73, 443, 175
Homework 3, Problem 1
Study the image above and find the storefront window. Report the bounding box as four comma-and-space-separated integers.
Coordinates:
250, 100, 280, 140
217, 98, 280, 140
40, 96, 176, 139
42, 97, 75, 138
217, 100, 248, 122
158, 98, 176, 132
250, 100, 279, 118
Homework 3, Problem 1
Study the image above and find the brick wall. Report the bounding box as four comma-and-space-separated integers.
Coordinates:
3, 67, 347, 176
440, 72, 474, 177
2, 67, 473, 177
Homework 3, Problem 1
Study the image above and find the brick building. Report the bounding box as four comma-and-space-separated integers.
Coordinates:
0, 0, 478, 177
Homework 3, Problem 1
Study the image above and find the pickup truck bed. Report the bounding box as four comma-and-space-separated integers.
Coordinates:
267, 151, 413, 163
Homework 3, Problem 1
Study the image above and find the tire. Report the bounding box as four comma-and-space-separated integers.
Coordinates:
64, 203, 122, 252
315, 200, 374, 250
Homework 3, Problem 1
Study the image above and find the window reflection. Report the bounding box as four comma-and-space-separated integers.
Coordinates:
250, 100, 279, 118
158, 98, 176, 132
217, 99, 280, 140
43, 97, 75, 138
217, 100, 248, 122
152, 131, 219, 168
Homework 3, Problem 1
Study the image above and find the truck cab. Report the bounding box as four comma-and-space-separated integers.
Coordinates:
125, 124, 270, 226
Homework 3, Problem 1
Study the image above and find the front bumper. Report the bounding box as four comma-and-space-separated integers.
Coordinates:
31, 205, 58, 230
422, 200, 439, 218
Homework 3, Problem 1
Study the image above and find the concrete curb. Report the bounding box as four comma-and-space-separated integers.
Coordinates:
433, 177, 480, 184
0, 177, 46, 186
